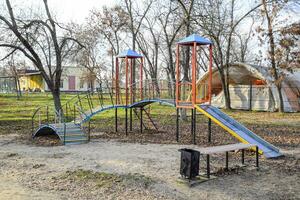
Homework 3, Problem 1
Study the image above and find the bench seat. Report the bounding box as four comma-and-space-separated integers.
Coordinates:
198, 143, 256, 154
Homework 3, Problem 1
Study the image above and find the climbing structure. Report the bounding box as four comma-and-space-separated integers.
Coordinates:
175, 34, 282, 158
31, 36, 282, 158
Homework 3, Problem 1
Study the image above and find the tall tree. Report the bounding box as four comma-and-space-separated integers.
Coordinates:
261, 0, 286, 112
158, 1, 183, 93
136, 3, 163, 94
194, 0, 261, 109
89, 5, 128, 78
74, 23, 105, 93
176, 0, 195, 82
0, 0, 83, 112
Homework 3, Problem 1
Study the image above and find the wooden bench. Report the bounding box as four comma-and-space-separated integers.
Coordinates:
197, 143, 259, 178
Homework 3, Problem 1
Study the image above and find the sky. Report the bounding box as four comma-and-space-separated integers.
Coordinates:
0, 0, 117, 23
0, 0, 299, 69
47, 0, 117, 23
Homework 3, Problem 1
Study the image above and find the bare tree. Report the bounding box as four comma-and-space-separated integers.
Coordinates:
136, 4, 163, 94
89, 5, 128, 78
232, 17, 255, 63
158, 1, 183, 91
176, 0, 195, 82
0, 0, 83, 112
260, 0, 299, 112
73, 24, 105, 93
193, 0, 262, 109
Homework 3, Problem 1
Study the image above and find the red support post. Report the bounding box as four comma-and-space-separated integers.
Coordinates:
125, 57, 129, 105
115, 57, 119, 105
140, 57, 143, 100
130, 58, 133, 104
192, 42, 197, 105
209, 44, 213, 105
175, 44, 180, 106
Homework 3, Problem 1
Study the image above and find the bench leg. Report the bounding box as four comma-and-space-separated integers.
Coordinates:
256, 146, 259, 169
207, 154, 210, 179
241, 149, 245, 165
225, 151, 229, 170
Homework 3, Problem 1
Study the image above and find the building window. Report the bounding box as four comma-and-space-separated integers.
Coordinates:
60, 79, 64, 88
80, 79, 84, 89
88, 82, 91, 89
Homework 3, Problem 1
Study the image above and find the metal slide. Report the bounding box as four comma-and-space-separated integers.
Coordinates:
195, 104, 282, 158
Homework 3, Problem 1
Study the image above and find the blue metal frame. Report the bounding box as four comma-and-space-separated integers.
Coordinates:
32, 124, 60, 139
77, 99, 175, 125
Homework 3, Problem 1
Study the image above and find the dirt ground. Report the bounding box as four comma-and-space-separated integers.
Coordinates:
0, 131, 299, 200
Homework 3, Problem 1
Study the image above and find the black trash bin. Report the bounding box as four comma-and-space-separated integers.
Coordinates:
179, 148, 200, 179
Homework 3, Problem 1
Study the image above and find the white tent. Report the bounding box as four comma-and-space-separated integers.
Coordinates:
198, 62, 300, 112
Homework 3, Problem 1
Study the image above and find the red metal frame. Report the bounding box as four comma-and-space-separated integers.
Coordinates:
115, 57, 119, 104
175, 44, 180, 106
175, 40, 213, 108
125, 57, 129, 105
115, 55, 144, 106
140, 57, 143, 100
209, 44, 213, 104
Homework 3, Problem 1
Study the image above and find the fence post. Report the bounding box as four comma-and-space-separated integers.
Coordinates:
31, 117, 34, 137
73, 105, 76, 122
63, 123, 66, 145
88, 121, 91, 141
46, 106, 49, 125
65, 104, 68, 121
249, 81, 253, 111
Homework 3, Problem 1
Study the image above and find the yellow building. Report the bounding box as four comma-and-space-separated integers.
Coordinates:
18, 67, 101, 92
19, 70, 44, 92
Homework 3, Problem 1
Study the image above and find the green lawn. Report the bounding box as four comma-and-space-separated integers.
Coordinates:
0, 93, 299, 136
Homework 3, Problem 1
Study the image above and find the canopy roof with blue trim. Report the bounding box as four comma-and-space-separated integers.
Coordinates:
117, 49, 143, 58
178, 34, 213, 45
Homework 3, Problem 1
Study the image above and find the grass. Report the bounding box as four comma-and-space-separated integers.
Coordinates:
0, 92, 300, 136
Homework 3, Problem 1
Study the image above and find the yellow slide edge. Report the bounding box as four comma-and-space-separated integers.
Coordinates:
194, 105, 263, 154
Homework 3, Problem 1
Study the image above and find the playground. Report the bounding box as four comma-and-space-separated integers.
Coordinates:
0, 35, 299, 199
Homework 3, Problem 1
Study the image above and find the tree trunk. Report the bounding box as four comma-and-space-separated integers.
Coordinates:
262, 0, 284, 112
52, 89, 62, 118
276, 84, 284, 112
220, 69, 231, 109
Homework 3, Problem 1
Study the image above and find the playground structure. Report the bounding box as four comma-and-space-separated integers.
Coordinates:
32, 34, 282, 158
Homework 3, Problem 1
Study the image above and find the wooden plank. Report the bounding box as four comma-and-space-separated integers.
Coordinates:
198, 143, 256, 154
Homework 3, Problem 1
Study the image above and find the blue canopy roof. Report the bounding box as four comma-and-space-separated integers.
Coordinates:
117, 49, 143, 58
178, 34, 213, 45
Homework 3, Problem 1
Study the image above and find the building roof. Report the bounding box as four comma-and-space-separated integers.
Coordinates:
117, 49, 143, 58
178, 34, 213, 46
18, 69, 41, 76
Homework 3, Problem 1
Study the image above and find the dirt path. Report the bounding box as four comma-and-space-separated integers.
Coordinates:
0, 134, 299, 200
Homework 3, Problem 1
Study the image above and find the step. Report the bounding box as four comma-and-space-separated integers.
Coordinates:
56, 128, 83, 134
63, 136, 88, 141
52, 124, 81, 129
61, 135, 88, 141
57, 132, 86, 137
64, 140, 88, 145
